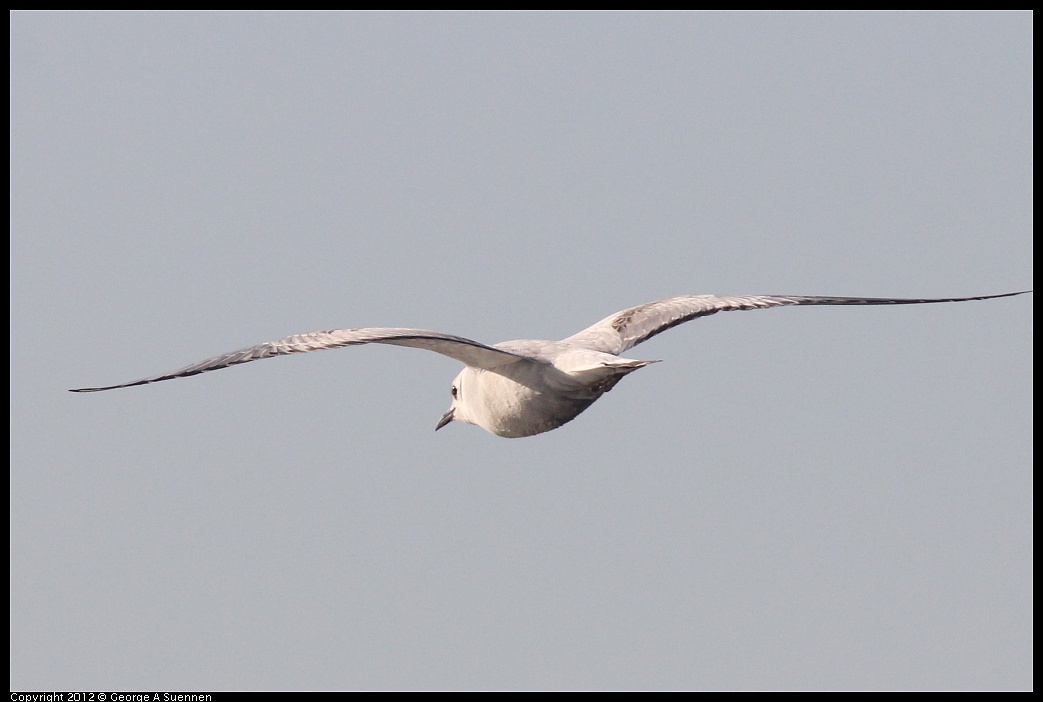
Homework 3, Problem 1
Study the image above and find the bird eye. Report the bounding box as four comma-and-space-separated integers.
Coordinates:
450, 385, 458, 399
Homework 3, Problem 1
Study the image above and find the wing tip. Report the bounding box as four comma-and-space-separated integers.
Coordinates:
69, 380, 151, 392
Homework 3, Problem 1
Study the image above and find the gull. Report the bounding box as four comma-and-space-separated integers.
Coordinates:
70, 291, 1031, 438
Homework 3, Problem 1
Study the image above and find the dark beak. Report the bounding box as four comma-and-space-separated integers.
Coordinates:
435, 408, 454, 431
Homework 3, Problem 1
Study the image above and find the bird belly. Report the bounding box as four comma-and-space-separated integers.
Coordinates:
470, 371, 599, 438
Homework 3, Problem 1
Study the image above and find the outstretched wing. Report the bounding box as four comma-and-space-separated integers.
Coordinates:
562, 291, 1032, 356
70, 327, 534, 392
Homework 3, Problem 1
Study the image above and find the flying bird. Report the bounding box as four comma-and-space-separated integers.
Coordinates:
70, 292, 1031, 437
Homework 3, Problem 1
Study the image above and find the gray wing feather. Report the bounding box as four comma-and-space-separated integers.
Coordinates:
562, 292, 1032, 356
70, 327, 531, 392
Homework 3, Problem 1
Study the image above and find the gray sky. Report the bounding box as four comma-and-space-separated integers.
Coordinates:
10, 11, 1032, 691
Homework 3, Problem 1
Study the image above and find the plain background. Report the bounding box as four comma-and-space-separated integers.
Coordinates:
10, 11, 1032, 691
